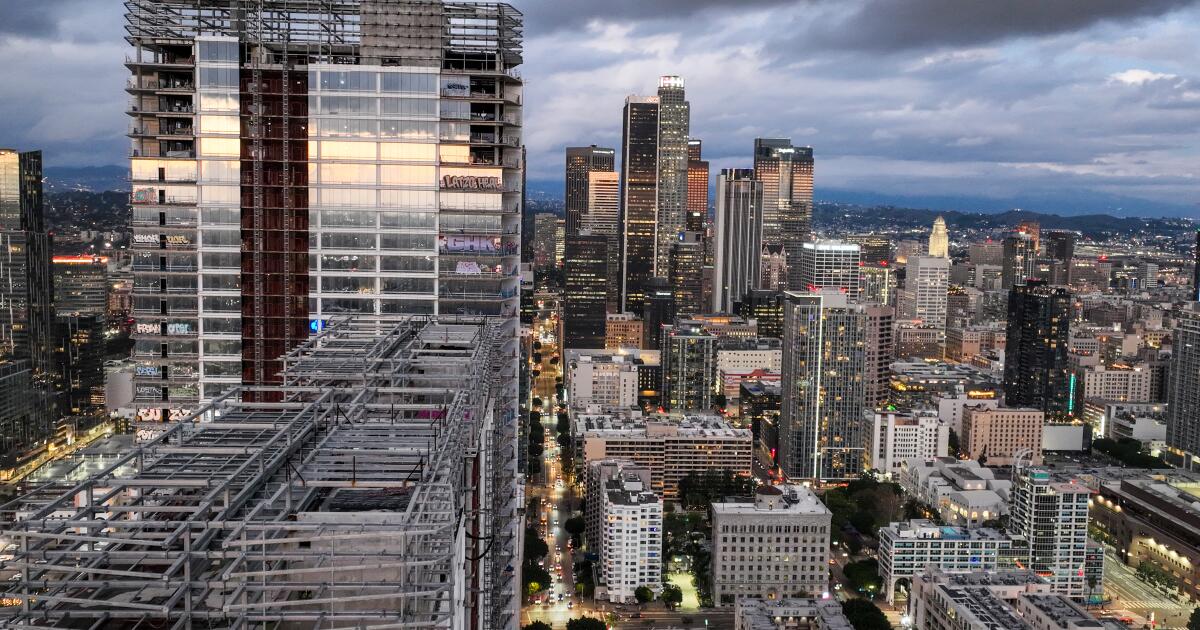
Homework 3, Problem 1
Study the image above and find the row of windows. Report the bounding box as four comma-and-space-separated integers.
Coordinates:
311, 70, 438, 94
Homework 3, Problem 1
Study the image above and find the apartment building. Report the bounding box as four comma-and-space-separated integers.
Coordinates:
580, 414, 752, 498
566, 353, 639, 409
712, 485, 831, 606
1074, 363, 1152, 403
600, 471, 663, 603
1010, 467, 1093, 600
899, 457, 1011, 527
866, 410, 948, 477
605, 312, 644, 350
961, 406, 1045, 466
878, 520, 1018, 603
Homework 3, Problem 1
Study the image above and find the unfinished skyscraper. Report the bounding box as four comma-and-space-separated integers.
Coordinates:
125, 0, 524, 418
0, 316, 521, 629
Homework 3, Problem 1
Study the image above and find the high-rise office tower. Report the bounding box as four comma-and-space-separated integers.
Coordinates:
1018, 220, 1041, 252
735, 289, 783, 339
661, 319, 716, 412
859, 264, 895, 306
898, 256, 950, 329
713, 169, 764, 313
655, 76, 690, 276
928, 216, 949, 258
753, 139, 814, 290
0, 361, 44, 471
1002, 230, 1039, 289
969, 240, 1004, 266
642, 277, 675, 350
1193, 231, 1200, 301
780, 290, 867, 480
1167, 304, 1200, 459
1010, 466, 1091, 599
0, 149, 54, 380
126, 1, 524, 412
584, 171, 622, 312
621, 95, 660, 314
1003, 281, 1072, 418
847, 234, 892, 266
797, 241, 860, 295
686, 139, 709, 232
532, 213, 559, 270
52, 256, 109, 317
863, 304, 895, 411
565, 145, 615, 237
670, 231, 706, 319
563, 232, 610, 350
1043, 230, 1076, 264
53, 313, 106, 415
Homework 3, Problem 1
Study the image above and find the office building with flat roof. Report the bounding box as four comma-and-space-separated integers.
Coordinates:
712, 485, 832, 606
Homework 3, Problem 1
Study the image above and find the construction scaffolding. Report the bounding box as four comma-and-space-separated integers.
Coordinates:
0, 316, 519, 629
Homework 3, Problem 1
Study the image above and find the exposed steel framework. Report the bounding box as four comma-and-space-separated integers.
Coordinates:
1, 316, 517, 629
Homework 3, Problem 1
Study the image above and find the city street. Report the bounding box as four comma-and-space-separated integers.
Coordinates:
1101, 550, 1193, 628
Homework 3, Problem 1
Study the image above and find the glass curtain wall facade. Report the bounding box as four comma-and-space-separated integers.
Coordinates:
753, 139, 814, 291
565, 145, 615, 237
713, 169, 763, 313
655, 76, 690, 276
780, 291, 867, 481
621, 96, 659, 315
0, 149, 53, 379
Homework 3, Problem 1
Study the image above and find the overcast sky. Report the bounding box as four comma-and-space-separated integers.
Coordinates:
1, 0, 1197, 214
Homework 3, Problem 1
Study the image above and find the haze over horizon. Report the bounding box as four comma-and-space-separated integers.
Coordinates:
2, 0, 1198, 217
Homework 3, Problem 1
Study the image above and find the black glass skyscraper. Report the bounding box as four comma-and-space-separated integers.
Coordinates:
0, 149, 53, 380
753, 139, 814, 291
565, 145, 615, 238
563, 232, 609, 349
1003, 281, 1073, 418
620, 96, 659, 315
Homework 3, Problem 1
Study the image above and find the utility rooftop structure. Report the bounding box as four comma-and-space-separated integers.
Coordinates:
0, 316, 520, 630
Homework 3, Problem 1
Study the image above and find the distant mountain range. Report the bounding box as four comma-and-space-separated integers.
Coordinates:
45, 165, 128, 194
526, 178, 1197, 220
819, 188, 1198, 220
815, 203, 1194, 238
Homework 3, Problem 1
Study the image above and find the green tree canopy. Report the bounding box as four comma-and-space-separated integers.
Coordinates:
843, 559, 883, 594
564, 516, 585, 536
1186, 607, 1200, 630
524, 527, 548, 561
566, 617, 607, 630
634, 585, 655, 604
523, 622, 552, 630
842, 599, 891, 630
661, 583, 683, 607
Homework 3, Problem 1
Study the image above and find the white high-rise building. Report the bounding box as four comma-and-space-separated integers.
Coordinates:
928, 216, 949, 258
898, 255, 950, 329
601, 471, 663, 603
796, 241, 860, 295
566, 353, 639, 409
713, 169, 764, 312
1010, 466, 1091, 599
712, 485, 831, 606
866, 409, 948, 477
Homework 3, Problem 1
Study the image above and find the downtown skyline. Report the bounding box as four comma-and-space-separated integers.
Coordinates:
1, 1, 1199, 217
